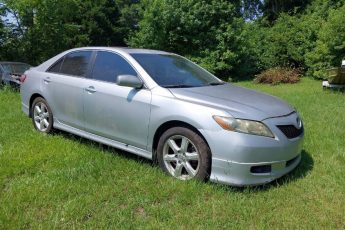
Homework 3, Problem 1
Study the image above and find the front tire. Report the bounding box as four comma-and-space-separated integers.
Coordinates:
157, 127, 211, 182
31, 97, 54, 133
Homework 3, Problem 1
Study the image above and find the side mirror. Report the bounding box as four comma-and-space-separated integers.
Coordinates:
117, 75, 143, 89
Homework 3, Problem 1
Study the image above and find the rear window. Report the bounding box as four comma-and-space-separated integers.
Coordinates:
48, 51, 92, 77
48, 58, 64, 73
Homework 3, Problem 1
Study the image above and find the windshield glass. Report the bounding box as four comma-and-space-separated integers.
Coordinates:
2, 63, 30, 74
131, 53, 223, 88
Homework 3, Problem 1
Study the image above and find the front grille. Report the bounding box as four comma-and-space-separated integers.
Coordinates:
277, 125, 303, 139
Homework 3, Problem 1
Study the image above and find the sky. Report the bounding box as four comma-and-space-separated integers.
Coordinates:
1, 9, 17, 25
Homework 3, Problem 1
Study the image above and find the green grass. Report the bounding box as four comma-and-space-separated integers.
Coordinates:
0, 78, 344, 229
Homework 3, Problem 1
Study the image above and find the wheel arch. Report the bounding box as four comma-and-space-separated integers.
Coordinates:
151, 120, 211, 162
29, 93, 45, 117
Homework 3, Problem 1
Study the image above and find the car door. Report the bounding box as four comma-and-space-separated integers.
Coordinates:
83, 51, 152, 150
44, 50, 93, 130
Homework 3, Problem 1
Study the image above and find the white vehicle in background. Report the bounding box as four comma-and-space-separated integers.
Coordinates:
322, 60, 345, 89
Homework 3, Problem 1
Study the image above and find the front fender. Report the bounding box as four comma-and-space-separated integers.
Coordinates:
147, 91, 228, 151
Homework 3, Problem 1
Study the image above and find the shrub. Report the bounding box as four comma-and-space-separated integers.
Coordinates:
254, 68, 301, 85
305, 4, 345, 79
253, 14, 316, 71
128, 0, 244, 79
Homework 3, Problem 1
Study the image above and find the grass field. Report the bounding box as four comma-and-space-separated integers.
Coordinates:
0, 78, 344, 229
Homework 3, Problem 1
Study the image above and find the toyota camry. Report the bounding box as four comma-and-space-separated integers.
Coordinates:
20, 47, 304, 186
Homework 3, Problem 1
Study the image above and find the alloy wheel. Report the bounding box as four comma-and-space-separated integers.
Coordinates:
33, 102, 50, 132
162, 135, 200, 180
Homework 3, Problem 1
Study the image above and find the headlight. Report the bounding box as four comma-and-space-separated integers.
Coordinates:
213, 115, 275, 138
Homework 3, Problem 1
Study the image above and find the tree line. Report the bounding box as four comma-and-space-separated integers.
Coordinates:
0, 0, 344, 80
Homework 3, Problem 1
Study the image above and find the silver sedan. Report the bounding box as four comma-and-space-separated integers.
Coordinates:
20, 47, 304, 186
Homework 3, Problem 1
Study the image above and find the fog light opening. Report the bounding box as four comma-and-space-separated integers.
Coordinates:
250, 165, 272, 174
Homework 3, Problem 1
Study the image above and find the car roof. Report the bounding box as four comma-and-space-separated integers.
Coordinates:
117, 47, 172, 55
0, 62, 30, 65
71, 47, 173, 55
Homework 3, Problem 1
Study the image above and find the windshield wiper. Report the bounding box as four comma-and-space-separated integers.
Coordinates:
208, 82, 226, 86
163, 84, 195, 88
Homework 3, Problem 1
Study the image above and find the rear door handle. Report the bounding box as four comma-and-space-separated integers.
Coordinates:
85, 86, 97, 93
44, 77, 51, 84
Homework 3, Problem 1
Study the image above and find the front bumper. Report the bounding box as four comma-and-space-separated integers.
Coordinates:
201, 113, 304, 186
210, 153, 301, 186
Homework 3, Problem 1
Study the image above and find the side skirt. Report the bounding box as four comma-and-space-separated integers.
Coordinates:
53, 121, 153, 160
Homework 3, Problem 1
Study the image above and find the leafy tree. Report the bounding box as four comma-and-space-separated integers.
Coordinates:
0, 0, 344, 80
306, 4, 345, 79
240, 0, 263, 20
253, 14, 317, 70
243, 0, 344, 78
238, 0, 311, 22
129, 0, 245, 79
0, 0, 138, 64
0, 5, 5, 57
261, 0, 311, 22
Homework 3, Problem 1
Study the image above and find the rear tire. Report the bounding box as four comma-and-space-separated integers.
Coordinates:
157, 127, 211, 182
31, 97, 54, 134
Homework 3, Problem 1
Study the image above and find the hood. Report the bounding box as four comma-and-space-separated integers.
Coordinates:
169, 83, 294, 121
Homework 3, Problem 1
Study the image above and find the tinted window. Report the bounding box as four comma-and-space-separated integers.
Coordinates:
0, 63, 30, 74
12, 64, 30, 73
48, 58, 64, 73
1, 64, 12, 73
131, 54, 222, 88
91, 51, 137, 83
59, 51, 92, 77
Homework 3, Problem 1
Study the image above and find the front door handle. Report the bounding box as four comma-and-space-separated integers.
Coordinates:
85, 86, 97, 93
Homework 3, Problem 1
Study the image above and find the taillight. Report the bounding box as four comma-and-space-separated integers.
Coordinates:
20, 74, 27, 83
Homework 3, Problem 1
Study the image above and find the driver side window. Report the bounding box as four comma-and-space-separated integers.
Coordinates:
91, 51, 137, 83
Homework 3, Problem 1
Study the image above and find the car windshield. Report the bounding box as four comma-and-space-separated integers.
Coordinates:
131, 53, 224, 88
2, 63, 30, 74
